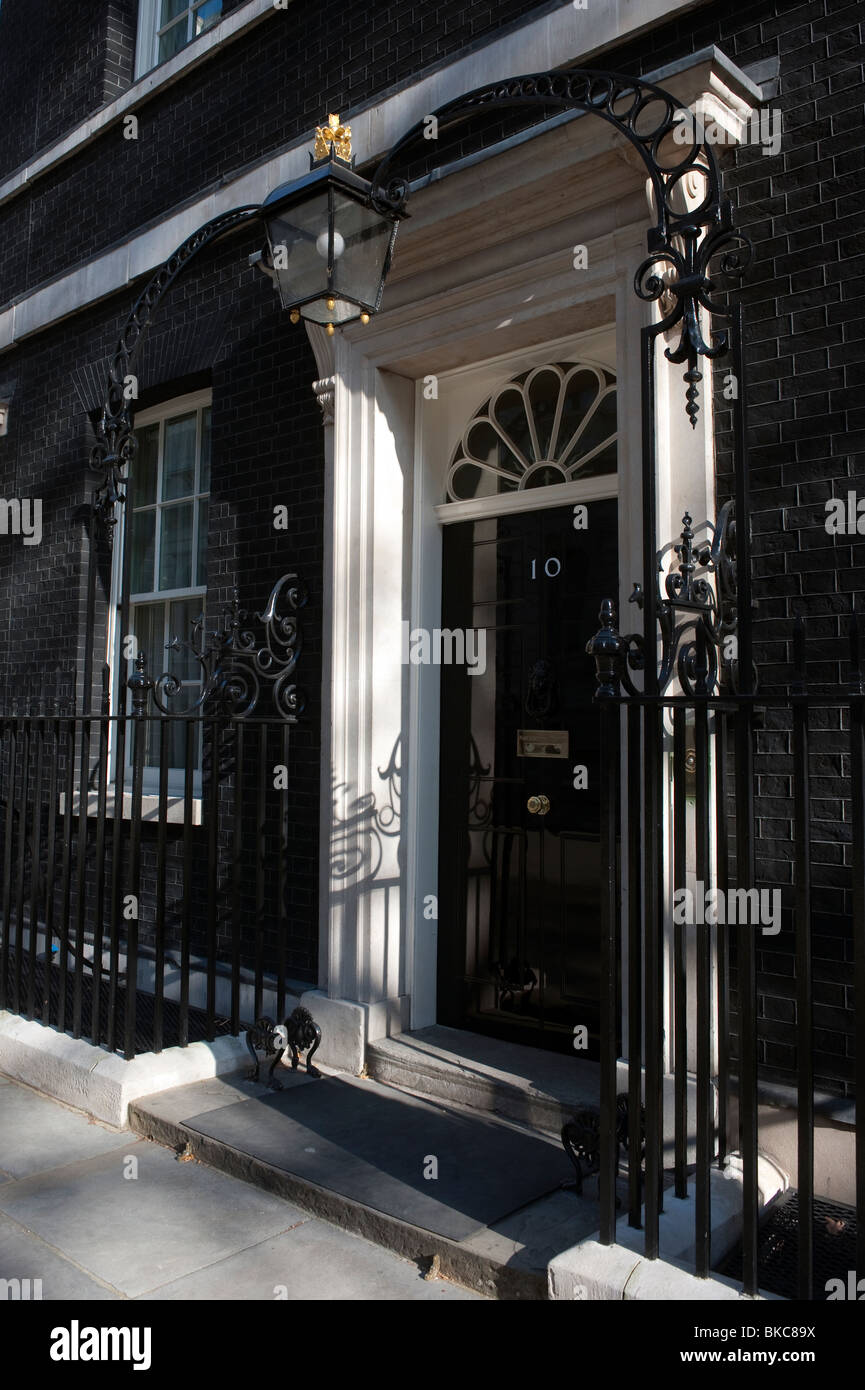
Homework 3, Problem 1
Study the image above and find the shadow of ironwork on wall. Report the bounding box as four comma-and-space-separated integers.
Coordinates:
329, 733, 402, 896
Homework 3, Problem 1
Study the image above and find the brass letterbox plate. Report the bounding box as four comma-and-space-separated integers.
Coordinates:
517, 729, 569, 759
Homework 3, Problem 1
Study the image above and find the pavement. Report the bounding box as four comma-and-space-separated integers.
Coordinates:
0, 1072, 484, 1301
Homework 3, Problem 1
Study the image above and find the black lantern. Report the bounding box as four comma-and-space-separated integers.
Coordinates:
261, 114, 405, 336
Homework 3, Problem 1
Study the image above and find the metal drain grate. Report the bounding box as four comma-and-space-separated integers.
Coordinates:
716, 1189, 857, 1300
4, 952, 235, 1056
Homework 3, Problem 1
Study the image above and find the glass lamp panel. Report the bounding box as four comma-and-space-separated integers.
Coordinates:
301, 296, 359, 325
159, 503, 193, 590
130, 509, 156, 594
200, 407, 211, 492
331, 193, 392, 307
162, 413, 196, 499
267, 191, 331, 310
133, 423, 159, 506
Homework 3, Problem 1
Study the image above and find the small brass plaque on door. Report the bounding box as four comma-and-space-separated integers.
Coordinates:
517, 730, 569, 759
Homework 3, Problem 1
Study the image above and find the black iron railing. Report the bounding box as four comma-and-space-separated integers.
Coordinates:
0, 701, 311, 1062
590, 608, 864, 1300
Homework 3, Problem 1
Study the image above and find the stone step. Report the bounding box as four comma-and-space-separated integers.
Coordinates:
128, 1067, 604, 1301
367, 1027, 714, 1165
366, 1025, 600, 1136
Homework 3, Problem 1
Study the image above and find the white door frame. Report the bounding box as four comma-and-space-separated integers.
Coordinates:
305, 133, 720, 1071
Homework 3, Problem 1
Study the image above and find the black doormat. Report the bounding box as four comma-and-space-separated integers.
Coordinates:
715, 1190, 857, 1300
185, 1073, 573, 1241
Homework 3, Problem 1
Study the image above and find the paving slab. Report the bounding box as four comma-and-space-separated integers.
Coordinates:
140, 1218, 481, 1300
0, 1074, 492, 1300
0, 1137, 311, 1298
0, 1212, 120, 1301
0, 1078, 131, 1179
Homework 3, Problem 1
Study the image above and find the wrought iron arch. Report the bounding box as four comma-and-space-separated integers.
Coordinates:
83, 66, 752, 711
90, 204, 260, 526
369, 68, 752, 430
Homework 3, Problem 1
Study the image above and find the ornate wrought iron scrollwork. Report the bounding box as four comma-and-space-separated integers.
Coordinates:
561, 1093, 645, 1198
635, 210, 752, 428
89, 205, 261, 530
370, 69, 750, 422
468, 735, 492, 828
587, 503, 738, 697
152, 574, 307, 721
246, 1007, 322, 1089
493, 957, 537, 1011
525, 657, 558, 719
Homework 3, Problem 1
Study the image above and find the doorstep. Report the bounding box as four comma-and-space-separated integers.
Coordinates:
367, 1026, 713, 1162
128, 1066, 610, 1300
366, 1025, 599, 1136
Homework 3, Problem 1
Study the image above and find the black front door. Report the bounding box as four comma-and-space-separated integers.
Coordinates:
437, 498, 619, 1056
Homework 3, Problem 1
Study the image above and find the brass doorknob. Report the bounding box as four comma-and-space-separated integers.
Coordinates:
527, 794, 550, 816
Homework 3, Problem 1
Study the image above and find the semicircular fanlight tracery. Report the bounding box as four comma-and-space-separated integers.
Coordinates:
446, 361, 617, 502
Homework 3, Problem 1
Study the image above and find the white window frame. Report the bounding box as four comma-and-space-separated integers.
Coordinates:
135, 0, 224, 79
107, 388, 212, 799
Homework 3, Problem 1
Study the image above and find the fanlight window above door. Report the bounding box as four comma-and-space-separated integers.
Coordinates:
446, 362, 617, 503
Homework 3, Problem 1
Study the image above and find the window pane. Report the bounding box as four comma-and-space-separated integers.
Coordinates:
162, 413, 196, 499
159, 503, 193, 589
131, 602, 161, 670
168, 599, 203, 681
130, 603, 164, 768
196, 497, 208, 586
166, 596, 204, 732
166, 717, 197, 768
160, 0, 187, 26
194, 0, 222, 35
133, 423, 159, 506
130, 509, 156, 594
157, 18, 187, 63
200, 407, 211, 492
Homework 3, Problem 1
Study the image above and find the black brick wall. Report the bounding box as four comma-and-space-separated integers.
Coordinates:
0, 0, 138, 181
0, 0, 863, 1083
0, 0, 558, 306
0, 227, 323, 984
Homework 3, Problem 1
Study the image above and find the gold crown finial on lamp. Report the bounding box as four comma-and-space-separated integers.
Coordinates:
314, 113, 352, 162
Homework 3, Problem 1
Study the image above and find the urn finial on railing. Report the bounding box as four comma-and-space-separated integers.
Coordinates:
127, 650, 153, 718
586, 599, 627, 699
